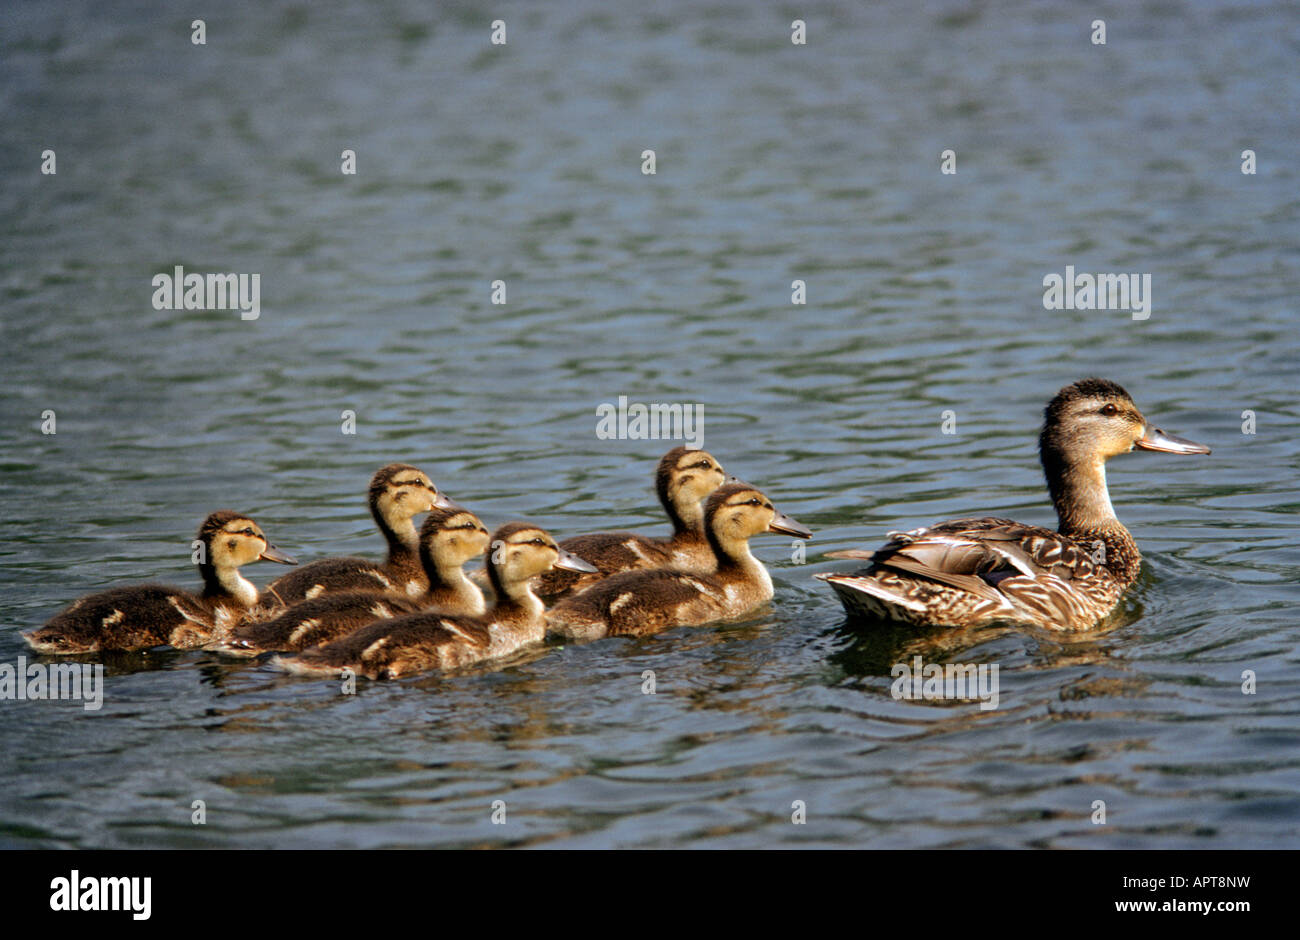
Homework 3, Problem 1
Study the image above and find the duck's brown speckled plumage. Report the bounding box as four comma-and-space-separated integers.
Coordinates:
817, 379, 1210, 631
212, 506, 490, 656
533, 446, 728, 600
261, 463, 451, 609
273, 523, 596, 679
23, 511, 297, 654
547, 484, 812, 641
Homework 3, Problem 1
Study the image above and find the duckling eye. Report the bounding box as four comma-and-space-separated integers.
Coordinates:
241, 528, 256, 537
1099, 403, 1119, 417
747, 498, 762, 506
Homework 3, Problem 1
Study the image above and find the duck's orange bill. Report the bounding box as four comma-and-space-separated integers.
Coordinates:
1136, 426, 1212, 455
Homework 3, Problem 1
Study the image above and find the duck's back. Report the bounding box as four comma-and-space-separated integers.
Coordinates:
26, 583, 216, 653
533, 531, 674, 599
276, 610, 492, 678
265, 555, 424, 607
820, 516, 1125, 629
547, 568, 743, 640
214, 591, 425, 656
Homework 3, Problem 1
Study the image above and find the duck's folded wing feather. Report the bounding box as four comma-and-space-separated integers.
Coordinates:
869, 517, 1102, 593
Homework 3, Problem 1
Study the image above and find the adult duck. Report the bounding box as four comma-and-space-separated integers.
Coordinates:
816, 379, 1210, 631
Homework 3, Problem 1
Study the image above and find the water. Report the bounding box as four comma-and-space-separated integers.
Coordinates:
1, 0, 1297, 848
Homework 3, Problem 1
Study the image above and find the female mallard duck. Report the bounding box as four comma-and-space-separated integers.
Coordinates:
211, 505, 491, 657
262, 463, 454, 609
546, 483, 812, 641
533, 446, 730, 600
816, 378, 1211, 631
273, 523, 596, 679
24, 511, 297, 654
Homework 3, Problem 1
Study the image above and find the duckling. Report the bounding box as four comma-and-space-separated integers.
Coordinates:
816, 378, 1211, 631
547, 483, 812, 641
24, 511, 297, 654
211, 505, 491, 657
273, 523, 596, 679
533, 446, 730, 600
262, 463, 454, 608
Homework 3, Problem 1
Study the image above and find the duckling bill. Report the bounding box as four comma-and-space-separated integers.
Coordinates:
817, 378, 1210, 631
24, 511, 296, 654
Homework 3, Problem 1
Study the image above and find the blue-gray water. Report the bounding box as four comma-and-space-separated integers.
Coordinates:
1, 1, 1297, 848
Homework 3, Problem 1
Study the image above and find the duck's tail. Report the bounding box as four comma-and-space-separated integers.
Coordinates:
814, 572, 927, 622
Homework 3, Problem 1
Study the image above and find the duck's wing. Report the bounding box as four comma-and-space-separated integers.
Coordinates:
817, 518, 1110, 628
276, 612, 493, 678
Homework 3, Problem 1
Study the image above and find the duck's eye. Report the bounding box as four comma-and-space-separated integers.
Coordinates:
1100, 403, 1119, 417
747, 498, 762, 506
242, 528, 257, 537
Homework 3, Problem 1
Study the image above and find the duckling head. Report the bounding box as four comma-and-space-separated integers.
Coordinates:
656, 446, 728, 532
200, 511, 297, 569
486, 523, 597, 596
369, 463, 455, 527
704, 484, 812, 552
418, 505, 491, 571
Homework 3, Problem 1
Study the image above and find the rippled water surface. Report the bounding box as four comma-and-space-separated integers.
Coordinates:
1, 1, 1298, 848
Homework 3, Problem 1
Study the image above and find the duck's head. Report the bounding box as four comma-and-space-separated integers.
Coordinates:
418, 504, 491, 571
200, 511, 297, 569
1040, 378, 1211, 468
486, 523, 597, 594
704, 484, 812, 551
368, 463, 455, 524
656, 446, 729, 531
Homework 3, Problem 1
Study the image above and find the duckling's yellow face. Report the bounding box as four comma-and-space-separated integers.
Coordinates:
378, 469, 440, 520
708, 486, 813, 543
210, 518, 295, 569
668, 449, 727, 506
493, 527, 565, 583
490, 525, 597, 585
426, 511, 491, 567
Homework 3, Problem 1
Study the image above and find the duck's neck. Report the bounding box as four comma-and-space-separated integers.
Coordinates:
484, 568, 546, 649
421, 549, 483, 612
705, 528, 763, 579
375, 503, 420, 569
1042, 449, 1141, 582
486, 566, 545, 623
661, 485, 703, 539
200, 562, 258, 608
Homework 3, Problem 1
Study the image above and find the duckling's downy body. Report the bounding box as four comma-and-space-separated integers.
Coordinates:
212, 506, 490, 656
547, 484, 812, 641
817, 378, 1211, 631
274, 523, 596, 679
533, 446, 729, 600
24, 512, 296, 654
262, 463, 453, 608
